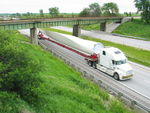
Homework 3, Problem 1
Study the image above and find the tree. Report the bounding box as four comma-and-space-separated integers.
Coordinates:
26, 12, 31, 16
102, 2, 119, 16
79, 8, 90, 17
89, 3, 101, 16
135, 0, 150, 23
49, 7, 59, 17
79, 3, 101, 17
39, 9, 44, 17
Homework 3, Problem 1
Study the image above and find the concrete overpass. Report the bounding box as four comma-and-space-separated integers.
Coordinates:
0, 17, 123, 44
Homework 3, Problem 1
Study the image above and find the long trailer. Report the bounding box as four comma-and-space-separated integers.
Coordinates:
38, 31, 133, 80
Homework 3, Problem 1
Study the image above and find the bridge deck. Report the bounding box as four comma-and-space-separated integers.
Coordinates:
0, 17, 122, 30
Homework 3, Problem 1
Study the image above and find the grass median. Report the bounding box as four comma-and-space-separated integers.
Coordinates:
43, 28, 150, 67
113, 19, 150, 41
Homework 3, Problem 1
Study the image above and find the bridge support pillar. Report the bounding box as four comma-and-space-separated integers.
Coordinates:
115, 18, 122, 23
30, 28, 38, 44
73, 24, 81, 37
100, 22, 106, 32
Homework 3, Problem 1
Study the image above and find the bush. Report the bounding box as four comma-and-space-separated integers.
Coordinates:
109, 100, 132, 113
0, 91, 33, 113
0, 30, 43, 103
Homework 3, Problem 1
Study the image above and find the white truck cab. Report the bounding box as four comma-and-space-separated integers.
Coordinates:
96, 47, 133, 80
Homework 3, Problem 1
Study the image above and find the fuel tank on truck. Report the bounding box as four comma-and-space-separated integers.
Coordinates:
43, 30, 104, 55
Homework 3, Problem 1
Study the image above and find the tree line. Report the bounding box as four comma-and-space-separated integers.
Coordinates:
11, 1, 150, 23
135, 0, 150, 23
43, 2, 119, 17
79, 2, 119, 17
12, 2, 119, 19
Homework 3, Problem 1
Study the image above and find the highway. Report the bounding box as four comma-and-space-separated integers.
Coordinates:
121, 62, 150, 98
50, 26, 150, 97
19, 29, 150, 111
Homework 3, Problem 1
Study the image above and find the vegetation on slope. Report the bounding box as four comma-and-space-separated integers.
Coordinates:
0, 30, 133, 113
68, 19, 150, 41
80, 24, 100, 31
44, 28, 150, 67
113, 19, 150, 40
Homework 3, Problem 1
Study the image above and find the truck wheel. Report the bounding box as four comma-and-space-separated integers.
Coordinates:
114, 73, 119, 80
90, 61, 93, 67
93, 62, 97, 69
88, 61, 93, 67
87, 60, 89, 65
87, 60, 91, 66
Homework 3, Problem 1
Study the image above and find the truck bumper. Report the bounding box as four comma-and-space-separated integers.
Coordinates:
120, 74, 133, 80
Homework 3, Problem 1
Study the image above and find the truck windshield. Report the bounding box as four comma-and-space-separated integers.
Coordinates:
114, 60, 126, 65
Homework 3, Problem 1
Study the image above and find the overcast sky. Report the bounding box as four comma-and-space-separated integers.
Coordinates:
0, 0, 137, 14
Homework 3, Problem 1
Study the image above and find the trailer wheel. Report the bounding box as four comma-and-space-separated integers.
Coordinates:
87, 60, 90, 65
90, 61, 93, 67
93, 62, 97, 69
88, 61, 93, 67
114, 73, 119, 80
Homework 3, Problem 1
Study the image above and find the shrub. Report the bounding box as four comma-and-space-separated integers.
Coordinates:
0, 91, 33, 113
0, 30, 43, 103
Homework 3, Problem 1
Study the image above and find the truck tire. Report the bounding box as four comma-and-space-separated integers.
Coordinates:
114, 73, 120, 80
88, 61, 93, 67
87, 60, 89, 65
87, 60, 91, 66
93, 62, 97, 69
90, 61, 93, 67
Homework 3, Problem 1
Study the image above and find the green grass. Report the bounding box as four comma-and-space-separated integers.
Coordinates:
113, 19, 150, 41
80, 24, 100, 31
43, 28, 150, 67
43, 28, 72, 35
0, 91, 34, 113
0, 30, 134, 113
67, 19, 150, 41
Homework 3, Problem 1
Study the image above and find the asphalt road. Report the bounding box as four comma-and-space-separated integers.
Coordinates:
49, 26, 150, 97
19, 29, 150, 110
52, 26, 150, 51
121, 62, 150, 98
39, 38, 150, 109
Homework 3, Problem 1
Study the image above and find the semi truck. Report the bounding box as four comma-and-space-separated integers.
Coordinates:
38, 30, 133, 80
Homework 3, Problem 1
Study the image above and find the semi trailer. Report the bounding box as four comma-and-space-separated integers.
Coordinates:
38, 30, 133, 80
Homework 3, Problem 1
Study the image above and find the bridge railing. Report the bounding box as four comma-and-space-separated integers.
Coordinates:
0, 17, 123, 30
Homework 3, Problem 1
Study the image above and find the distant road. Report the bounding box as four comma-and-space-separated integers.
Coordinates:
52, 26, 150, 51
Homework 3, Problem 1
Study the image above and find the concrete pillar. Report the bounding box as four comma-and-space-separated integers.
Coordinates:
73, 24, 81, 37
30, 28, 38, 44
100, 22, 106, 32
115, 18, 122, 23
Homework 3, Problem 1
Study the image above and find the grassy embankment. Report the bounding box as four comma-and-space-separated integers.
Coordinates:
113, 19, 150, 41
0, 30, 134, 113
80, 24, 100, 31
78, 19, 150, 41
43, 28, 150, 67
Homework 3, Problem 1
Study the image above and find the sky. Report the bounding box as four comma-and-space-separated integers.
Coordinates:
0, 0, 137, 14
